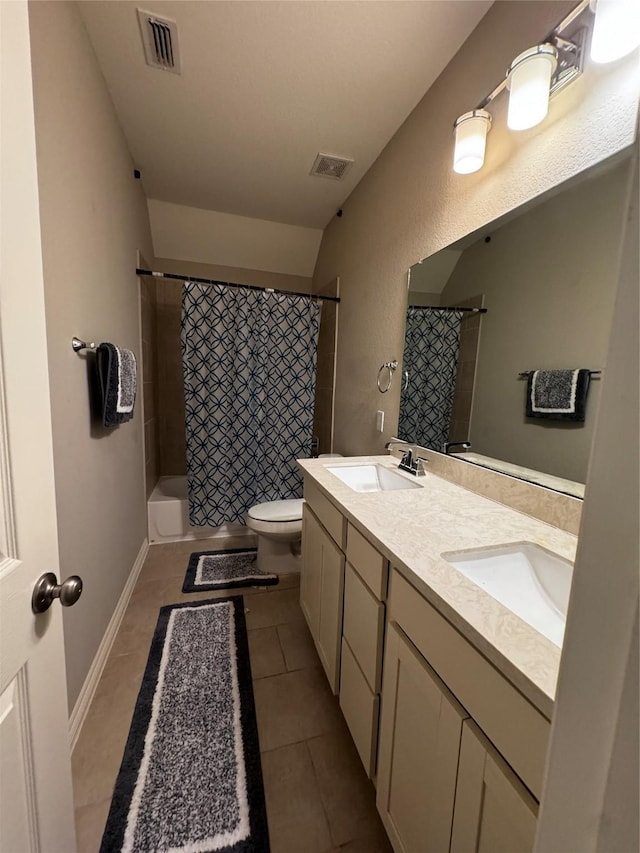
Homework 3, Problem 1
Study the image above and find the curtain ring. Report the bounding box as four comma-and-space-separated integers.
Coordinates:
377, 360, 398, 393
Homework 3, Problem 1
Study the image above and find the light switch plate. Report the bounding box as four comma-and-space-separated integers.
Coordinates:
376, 410, 384, 432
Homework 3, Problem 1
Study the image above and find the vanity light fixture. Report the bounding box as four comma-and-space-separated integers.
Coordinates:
452, 0, 639, 174
590, 0, 640, 64
453, 110, 492, 174
507, 44, 558, 131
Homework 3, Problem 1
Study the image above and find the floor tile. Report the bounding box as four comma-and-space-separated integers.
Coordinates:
334, 833, 394, 853
308, 724, 388, 848
73, 539, 391, 853
75, 798, 111, 853
261, 742, 333, 853
253, 666, 342, 752
244, 587, 305, 630
72, 709, 129, 809
270, 573, 301, 591
277, 620, 319, 671
248, 626, 287, 679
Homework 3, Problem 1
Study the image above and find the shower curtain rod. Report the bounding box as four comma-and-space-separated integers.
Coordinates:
136, 269, 340, 304
408, 304, 487, 313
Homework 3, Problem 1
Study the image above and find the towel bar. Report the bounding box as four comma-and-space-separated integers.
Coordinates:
72, 337, 96, 353
518, 370, 601, 378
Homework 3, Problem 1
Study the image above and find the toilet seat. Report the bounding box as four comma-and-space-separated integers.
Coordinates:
247, 498, 304, 523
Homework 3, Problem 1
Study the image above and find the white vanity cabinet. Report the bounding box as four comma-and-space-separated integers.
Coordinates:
300, 477, 389, 774
300, 466, 552, 853
376, 569, 548, 853
340, 524, 388, 778
376, 621, 468, 853
450, 721, 538, 853
300, 481, 346, 693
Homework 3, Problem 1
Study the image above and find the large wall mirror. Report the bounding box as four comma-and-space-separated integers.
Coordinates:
398, 149, 633, 498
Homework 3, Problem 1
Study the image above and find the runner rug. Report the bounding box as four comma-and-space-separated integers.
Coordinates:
100, 597, 269, 853
182, 547, 279, 592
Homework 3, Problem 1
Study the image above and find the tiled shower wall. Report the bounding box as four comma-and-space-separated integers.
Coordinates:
448, 294, 483, 444
140, 274, 160, 497
313, 277, 339, 455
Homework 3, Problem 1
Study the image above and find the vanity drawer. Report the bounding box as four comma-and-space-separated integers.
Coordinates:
389, 569, 550, 800
304, 478, 347, 549
340, 638, 379, 779
343, 562, 385, 693
346, 523, 388, 600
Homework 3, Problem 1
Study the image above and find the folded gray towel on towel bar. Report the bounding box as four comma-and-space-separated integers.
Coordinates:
97, 342, 137, 427
526, 369, 591, 422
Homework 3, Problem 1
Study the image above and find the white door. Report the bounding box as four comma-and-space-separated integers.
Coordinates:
0, 2, 77, 851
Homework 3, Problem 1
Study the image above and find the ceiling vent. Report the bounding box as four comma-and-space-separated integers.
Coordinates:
310, 153, 354, 180
137, 9, 181, 74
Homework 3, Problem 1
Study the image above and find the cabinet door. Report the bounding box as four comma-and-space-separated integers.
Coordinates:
300, 505, 321, 636
377, 623, 468, 853
316, 528, 345, 694
451, 721, 538, 853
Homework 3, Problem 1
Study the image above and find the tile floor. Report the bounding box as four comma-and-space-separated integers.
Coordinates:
72, 537, 392, 853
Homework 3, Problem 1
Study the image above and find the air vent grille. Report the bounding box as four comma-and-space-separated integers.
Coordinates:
310, 153, 354, 180
137, 9, 181, 74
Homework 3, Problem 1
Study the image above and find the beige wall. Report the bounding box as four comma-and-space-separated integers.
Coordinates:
152, 258, 314, 475
312, 1, 639, 457
148, 199, 322, 277
439, 160, 631, 483
29, 1, 154, 711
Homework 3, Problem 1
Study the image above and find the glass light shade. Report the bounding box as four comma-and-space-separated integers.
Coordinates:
590, 0, 640, 63
507, 45, 558, 131
453, 110, 491, 175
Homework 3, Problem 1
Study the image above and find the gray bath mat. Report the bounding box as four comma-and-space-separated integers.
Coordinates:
100, 597, 269, 853
182, 547, 279, 592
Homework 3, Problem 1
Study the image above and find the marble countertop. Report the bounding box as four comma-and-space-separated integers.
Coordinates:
298, 455, 579, 719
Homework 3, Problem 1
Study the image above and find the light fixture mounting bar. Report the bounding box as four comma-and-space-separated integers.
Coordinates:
549, 27, 587, 97
471, 0, 589, 113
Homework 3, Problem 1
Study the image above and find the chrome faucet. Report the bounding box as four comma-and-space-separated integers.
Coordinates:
443, 441, 471, 454
398, 447, 428, 476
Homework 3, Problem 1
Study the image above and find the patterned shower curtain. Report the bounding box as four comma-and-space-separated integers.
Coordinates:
398, 308, 463, 451
181, 282, 321, 527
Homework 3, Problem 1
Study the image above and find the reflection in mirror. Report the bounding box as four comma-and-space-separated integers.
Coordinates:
399, 152, 633, 497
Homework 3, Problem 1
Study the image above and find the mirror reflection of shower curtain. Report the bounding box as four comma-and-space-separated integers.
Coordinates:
181, 282, 321, 527
398, 308, 463, 451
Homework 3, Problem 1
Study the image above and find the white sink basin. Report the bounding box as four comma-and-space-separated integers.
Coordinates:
442, 542, 573, 646
326, 464, 421, 493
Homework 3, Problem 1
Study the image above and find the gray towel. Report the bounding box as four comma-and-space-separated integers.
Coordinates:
97, 343, 137, 427
526, 369, 590, 422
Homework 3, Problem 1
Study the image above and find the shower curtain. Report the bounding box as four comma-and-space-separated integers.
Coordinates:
181, 282, 321, 527
398, 308, 463, 451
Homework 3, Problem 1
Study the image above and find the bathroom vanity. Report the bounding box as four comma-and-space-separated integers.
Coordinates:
297, 455, 578, 853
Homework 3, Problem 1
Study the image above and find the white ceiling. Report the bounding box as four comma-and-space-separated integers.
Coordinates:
78, 1, 492, 229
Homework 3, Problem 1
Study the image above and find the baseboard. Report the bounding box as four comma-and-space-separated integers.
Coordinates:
69, 537, 149, 750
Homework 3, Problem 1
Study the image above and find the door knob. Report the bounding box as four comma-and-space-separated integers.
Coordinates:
32, 572, 83, 614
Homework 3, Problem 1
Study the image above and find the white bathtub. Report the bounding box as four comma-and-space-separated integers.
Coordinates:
148, 476, 254, 545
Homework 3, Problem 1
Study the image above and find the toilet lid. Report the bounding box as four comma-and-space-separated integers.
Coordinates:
248, 498, 304, 522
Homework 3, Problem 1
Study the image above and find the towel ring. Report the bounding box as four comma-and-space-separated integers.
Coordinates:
377, 360, 398, 394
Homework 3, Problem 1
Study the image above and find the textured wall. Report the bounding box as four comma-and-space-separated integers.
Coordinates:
313, 1, 639, 456
148, 199, 322, 277
29, 1, 154, 711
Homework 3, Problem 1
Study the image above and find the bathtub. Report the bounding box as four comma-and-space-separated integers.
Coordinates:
148, 476, 254, 545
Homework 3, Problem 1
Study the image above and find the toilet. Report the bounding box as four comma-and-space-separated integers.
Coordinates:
246, 454, 342, 574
